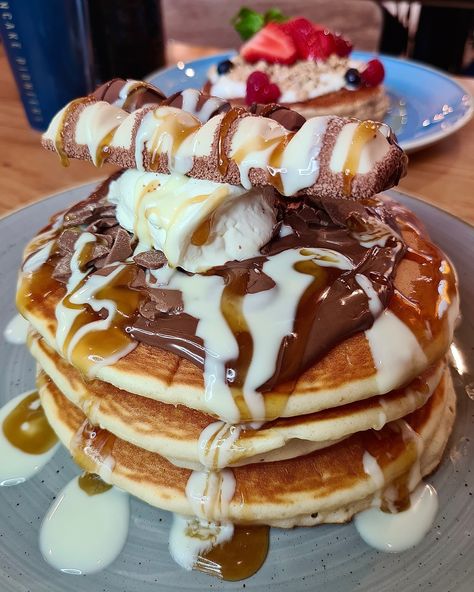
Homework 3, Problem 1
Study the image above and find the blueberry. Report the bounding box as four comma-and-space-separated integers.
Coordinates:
217, 60, 234, 75
344, 68, 361, 88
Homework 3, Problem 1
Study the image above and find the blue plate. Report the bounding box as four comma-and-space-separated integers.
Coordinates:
147, 51, 473, 153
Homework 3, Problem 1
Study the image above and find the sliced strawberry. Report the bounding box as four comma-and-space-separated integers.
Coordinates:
334, 34, 353, 57
280, 17, 314, 42
301, 29, 337, 60
241, 23, 297, 65
361, 58, 385, 86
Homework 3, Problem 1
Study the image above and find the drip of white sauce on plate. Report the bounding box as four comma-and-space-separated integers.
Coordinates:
0, 391, 59, 486
354, 482, 438, 552
169, 514, 234, 571
3, 313, 29, 344
39, 474, 130, 574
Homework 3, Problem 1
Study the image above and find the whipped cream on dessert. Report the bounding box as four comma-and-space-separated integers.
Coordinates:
208, 55, 363, 103
107, 171, 276, 272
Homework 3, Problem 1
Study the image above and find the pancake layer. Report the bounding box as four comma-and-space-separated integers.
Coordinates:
30, 331, 446, 470
37, 367, 455, 527
18, 193, 458, 423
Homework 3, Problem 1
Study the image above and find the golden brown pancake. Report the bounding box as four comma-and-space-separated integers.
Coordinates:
30, 330, 446, 470
38, 367, 455, 527
203, 82, 390, 124
18, 196, 458, 422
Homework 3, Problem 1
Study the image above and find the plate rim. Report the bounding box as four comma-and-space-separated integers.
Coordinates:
146, 50, 473, 153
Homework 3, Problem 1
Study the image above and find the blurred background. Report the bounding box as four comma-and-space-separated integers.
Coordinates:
0, 0, 473, 131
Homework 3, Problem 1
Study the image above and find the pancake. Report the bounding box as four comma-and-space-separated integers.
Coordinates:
37, 366, 455, 527
30, 331, 446, 470
18, 193, 458, 423
203, 81, 390, 124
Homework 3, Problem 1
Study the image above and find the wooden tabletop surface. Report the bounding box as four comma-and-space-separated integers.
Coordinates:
0, 42, 473, 225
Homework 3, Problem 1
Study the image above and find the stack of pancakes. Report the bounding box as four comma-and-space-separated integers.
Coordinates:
16, 80, 458, 565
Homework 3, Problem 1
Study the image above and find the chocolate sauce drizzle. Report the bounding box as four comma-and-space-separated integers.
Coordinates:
39, 175, 405, 395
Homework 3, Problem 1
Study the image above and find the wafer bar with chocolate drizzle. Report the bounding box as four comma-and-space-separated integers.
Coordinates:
42, 80, 407, 199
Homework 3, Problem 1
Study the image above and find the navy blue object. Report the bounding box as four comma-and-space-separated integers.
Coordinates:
344, 68, 361, 88
0, 0, 92, 131
217, 60, 234, 75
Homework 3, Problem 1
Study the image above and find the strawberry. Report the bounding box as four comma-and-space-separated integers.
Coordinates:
361, 59, 385, 86
280, 17, 314, 43
301, 29, 337, 60
245, 71, 281, 104
240, 23, 297, 65
334, 34, 353, 57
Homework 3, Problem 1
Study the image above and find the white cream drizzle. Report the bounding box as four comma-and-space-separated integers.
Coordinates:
365, 310, 428, 394
197, 422, 243, 470
165, 246, 354, 423
355, 273, 383, 317
168, 273, 240, 422
22, 240, 54, 273
74, 101, 127, 166
354, 482, 439, 552
330, 121, 391, 174
169, 514, 234, 571
3, 313, 29, 345
39, 474, 130, 574
0, 391, 59, 486
278, 117, 329, 195
362, 451, 385, 489
179, 88, 226, 123
55, 261, 136, 378
185, 469, 236, 521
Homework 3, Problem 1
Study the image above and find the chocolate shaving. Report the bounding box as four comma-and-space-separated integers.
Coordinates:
91, 78, 167, 111
250, 103, 306, 131
133, 250, 168, 270
94, 227, 134, 269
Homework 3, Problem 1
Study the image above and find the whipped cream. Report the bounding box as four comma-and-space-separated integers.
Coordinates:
208, 56, 363, 103
107, 171, 276, 272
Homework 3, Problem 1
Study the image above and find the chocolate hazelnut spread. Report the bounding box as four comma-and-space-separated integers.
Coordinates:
27, 174, 404, 395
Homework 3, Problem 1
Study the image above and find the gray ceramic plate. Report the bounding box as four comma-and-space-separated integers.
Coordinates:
1, 185, 473, 592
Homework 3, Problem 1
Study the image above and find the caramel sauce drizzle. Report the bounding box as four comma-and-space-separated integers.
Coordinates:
121, 83, 148, 111
148, 111, 200, 171
197, 525, 269, 581
217, 107, 246, 177
381, 474, 411, 513
232, 131, 294, 194
59, 264, 142, 375
95, 126, 119, 167
220, 269, 254, 420
78, 472, 113, 496
54, 97, 92, 167
72, 420, 117, 475
16, 232, 143, 376
388, 216, 456, 348
2, 391, 58, 455
342, 120, 381, 196
191, 216, 213, 246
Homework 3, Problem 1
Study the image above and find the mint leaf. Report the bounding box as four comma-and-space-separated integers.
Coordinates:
264, 8, 287, 24
231, 7, 265, 40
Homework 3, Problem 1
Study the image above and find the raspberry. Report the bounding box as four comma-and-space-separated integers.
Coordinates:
245, 71, 281, 105
334, 34, 353, 57
361, 59, 385, 87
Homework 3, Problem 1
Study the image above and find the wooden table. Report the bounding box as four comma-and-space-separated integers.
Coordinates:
0, 42, 473, 224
